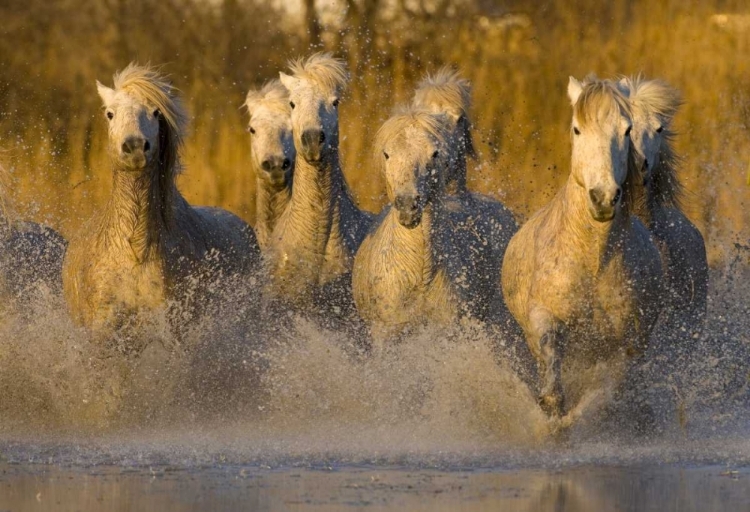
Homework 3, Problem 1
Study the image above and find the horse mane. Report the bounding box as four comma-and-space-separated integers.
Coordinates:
413, 66, 476, 159
287, 52, 349, 95
620, 75, 684, 209
112, 62, 188, 231
574, 77, 640, 217
244, 79, 291, 116
373, 105, 451, 174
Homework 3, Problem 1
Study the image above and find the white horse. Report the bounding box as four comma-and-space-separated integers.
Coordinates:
413, 67, 519, 326
617, 75, 708, 339
268, 53, 373, 307
353, 107, 501, 344
244, 80, 295, 252
63, 63, 260, 336
0, 163, 66, 305
501, 77, 663, 425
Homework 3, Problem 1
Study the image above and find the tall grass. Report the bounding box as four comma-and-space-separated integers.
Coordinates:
0, 0, 747, 261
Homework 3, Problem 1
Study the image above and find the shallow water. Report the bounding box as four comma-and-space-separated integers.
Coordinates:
1, 463, 749, 512
0, 246, 748, 508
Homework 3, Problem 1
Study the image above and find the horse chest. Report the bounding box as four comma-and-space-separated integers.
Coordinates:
91, 256, 166, 313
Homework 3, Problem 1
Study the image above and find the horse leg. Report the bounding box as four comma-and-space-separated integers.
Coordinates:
528, 308, 565, 418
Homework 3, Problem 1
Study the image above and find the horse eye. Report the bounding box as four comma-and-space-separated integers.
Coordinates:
289, 101, 295, 109
573, 126, 580, 135
106, 111, 114, 120
249, 126, 256, 134
656, 126, 664, 134
332, 99, 339, 107
625, 126, 632, 137
153, 109, 160, 118
383, 151, 389, 160
432, 150, 439, 159
457, 115, 465, 124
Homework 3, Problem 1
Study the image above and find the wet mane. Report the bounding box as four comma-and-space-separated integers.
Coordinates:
574, 78, 639, 216
244, 80, 291, 116
413, 66, 476, 158
287, 52, 349, 95
111, 62, 188, 232
620, 75, 684, 209
373, 106, 450, 174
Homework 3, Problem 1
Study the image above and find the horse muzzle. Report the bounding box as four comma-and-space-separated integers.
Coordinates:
300, 129, 326, 164
395, 194, 423, 229
118, 136, 151, 169
588, 187, 621, 223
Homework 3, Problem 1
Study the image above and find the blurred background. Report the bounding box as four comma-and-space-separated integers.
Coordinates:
0, 0, 747, 262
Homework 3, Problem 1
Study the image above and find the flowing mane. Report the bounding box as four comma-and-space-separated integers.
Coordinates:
373, 105, 450, 174
244, 80, 290, 116
413, 66, 476, 158
111, 62, 189, 230
620, 75, 684, 209
287, 52, 349, 94
574, 78, 640, 217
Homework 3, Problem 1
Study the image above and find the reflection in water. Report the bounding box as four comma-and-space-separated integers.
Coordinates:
0, 464, 748, 512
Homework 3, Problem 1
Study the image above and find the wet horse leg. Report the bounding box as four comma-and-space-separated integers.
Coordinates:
528, 308, 565, 417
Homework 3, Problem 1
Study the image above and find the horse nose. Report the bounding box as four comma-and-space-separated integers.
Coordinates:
261, 155, 284, 172
301, 129, 325, 151
588, 187, 621, 208
395, 194, 420, 213
121, 136, 148, 155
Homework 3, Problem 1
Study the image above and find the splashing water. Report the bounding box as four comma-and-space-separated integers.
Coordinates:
0, 248, 748, 470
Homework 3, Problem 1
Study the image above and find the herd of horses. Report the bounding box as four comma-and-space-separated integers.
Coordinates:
0, 53, 709, 430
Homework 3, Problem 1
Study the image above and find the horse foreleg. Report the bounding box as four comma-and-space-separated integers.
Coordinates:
537, 329, 565, 417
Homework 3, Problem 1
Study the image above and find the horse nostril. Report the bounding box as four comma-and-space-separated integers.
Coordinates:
144, 141, 151, 152
588, 188, 604, 206
282, 158, 291, 169
261, 160, 272, 172
612, 188, 622, 206
319, 131, 326, 144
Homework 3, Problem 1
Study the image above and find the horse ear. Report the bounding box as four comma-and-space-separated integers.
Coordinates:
567, 76, 583, 106
279, 72, 300, 92
96, 81, 116, 106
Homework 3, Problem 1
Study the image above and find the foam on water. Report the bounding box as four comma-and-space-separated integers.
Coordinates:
0, 246, 748, 469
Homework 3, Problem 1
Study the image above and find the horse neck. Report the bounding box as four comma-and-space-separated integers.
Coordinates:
561, 176, 628, 272
255, 172, 291, 250
445, 152, 468, 196
105, 164, 175, 262
286, 136, 352, 246
383, 201, 440, 283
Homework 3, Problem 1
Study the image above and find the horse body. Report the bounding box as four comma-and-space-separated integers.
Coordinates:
501, 77, 663, 421
63, 63, 259, 334
244, 80, 295, 252
353, 108, 495, 343
618, 75, 708, 337
0, 165, 67, 305
268, 53, 372, 305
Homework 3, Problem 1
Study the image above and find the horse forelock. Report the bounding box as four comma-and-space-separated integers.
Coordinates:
245, 80, 290, 118
573, 79, 631, 129
414, 66, 472, 118
288, 52, 349, 95
374, 106, 450, 172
